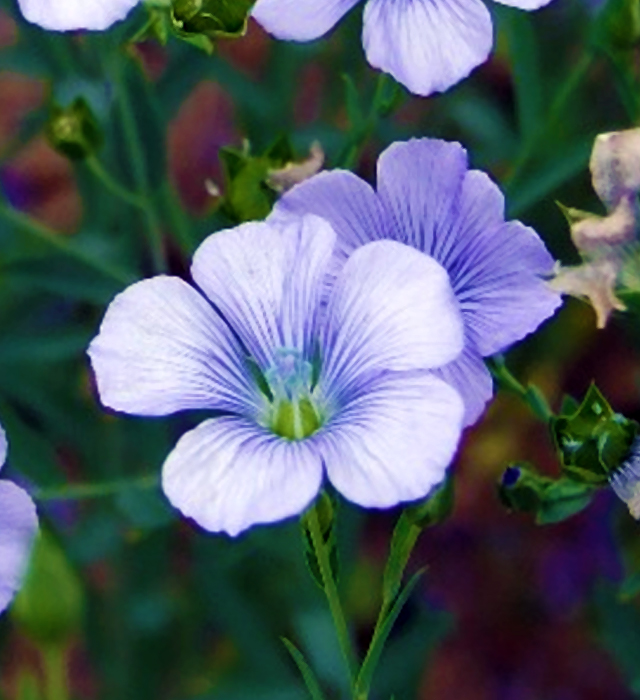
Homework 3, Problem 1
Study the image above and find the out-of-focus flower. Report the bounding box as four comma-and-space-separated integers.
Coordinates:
89, 215, 465, 536
270, 138, 561, 426
0, 426, 38, 615
251, 0, 555, 97
17, 0, 140, 31
551, 128, 640, 328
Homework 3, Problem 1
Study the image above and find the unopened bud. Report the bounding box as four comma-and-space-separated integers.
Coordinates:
45, 97, 102, 161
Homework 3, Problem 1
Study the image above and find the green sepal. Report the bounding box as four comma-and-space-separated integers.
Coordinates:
11, 530, 84, 646
44, 97, 103, 161
218, 136, 297, 222
498, 463, 598, 524
404, 474, 455, 529
170, 0, 255, 51
301, 492, 339, 590
550, 383, 638, 484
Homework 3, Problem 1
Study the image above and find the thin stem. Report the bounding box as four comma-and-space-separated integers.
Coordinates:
114, 64, 166, 273
160, 179, 196, 256
33, 474, 159, 502
42, 645, 69, 700
85, 156, 147, 210
488, 355, 554, 423
0, 199, 133, 286
306, 504, 358, 688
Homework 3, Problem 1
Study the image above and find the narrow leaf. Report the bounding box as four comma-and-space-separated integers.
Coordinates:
281, 638, 327, 700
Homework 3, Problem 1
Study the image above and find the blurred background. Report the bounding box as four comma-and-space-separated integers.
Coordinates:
1, 0, 640, 697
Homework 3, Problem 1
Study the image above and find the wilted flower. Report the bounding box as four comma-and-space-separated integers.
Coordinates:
89, 215, 465, 536
551, 128, 640, 328
0, 426, 38, 614
251, 0, 555, 96
270, 138, 561, 425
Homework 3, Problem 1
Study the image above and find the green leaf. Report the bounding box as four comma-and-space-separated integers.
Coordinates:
281, 639, 327, 700
551, 383, 638, 483
535, 478, 598, 524
619, 571, 640, 600
355, 570, 425, 699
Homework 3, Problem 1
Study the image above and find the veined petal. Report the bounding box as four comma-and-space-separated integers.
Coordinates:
162, 417, 323, 536
89, 276, 258, 417
432, 343, 494, 426
0, 481, 37, 614
251, 0, 360, 41
0, 425, 6, 471
317, 371, 463, 507
377, 140, 561, 356
362, 0, 493, 96
270, 170, 388, 269
322, 240, 464, 394
192, 216, 335, 370
18, 0, 139, 30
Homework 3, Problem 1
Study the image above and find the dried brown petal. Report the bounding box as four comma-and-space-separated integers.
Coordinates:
590, 128, 640, 210
267, 142, 324, 193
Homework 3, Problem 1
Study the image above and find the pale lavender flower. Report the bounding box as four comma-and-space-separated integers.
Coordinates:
269, 139, 562, 426
89, 215, 466, 536
0, 426, 38, 614
252, 0, 554, 96
16, 0, 139, 30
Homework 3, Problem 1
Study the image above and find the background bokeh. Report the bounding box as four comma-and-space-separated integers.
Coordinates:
1, 0, 640, 697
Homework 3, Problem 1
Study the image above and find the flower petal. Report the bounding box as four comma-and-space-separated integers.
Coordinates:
162, 417, 323, 536
251, 0, 360, 41
269, 170, 387, 266
493, 0, 553, 10
318, 371, 463, 507
0, 425, 6, 471
433, 343, 494, 426
377, 139, 561, 356
0, 481, 37, 614
88, 276, 257, 417
322, 240, 464, 392
362, 0, 493, 96
192, 216, 335, 370
18, 0, 138, 30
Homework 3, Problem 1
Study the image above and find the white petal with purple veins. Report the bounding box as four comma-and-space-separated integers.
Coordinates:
318, 371, 463, 507
0, 481, 37, 614
322, 239, 464, 392
252, 0, 360, 41
362, 0, 493, 96
192, 216, 335, 370
18, 0, 139, 30
162, 417, 324, 536
88, 276, 257, 417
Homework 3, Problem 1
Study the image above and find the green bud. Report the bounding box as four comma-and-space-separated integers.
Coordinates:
12, 530, 84, 646
550, 384, 637, 484
404, 474, 454, 529
498, 463, 597, 524
45, 97, 102, 161
169, 0, 255, 52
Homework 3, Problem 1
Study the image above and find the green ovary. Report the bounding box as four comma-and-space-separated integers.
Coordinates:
271, 397, 321, 441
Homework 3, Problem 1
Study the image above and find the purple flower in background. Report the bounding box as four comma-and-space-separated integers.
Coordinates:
0, 426, 38, 614
89, 215, 465, 536
270, 139, 562, 426
252, 0, 555, 96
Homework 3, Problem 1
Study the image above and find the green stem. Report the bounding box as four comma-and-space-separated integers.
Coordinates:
42, 645, 69, 700
114, 65, 166, 273
33, 474, 159, 502
505, 52, 594, 192
488, 355, 554, 423
85, 156, 147, 210
306, 505, 358, 688
0, 200, 133, 286
160, 179, 195, 255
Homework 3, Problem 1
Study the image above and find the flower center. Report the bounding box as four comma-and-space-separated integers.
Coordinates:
263, 349, 322, 441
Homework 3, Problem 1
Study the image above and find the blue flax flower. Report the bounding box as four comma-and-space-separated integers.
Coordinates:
269, 139, 562, 426
89, 215, 465, 536
0, 426, 38, 614
252, 0, 554, 96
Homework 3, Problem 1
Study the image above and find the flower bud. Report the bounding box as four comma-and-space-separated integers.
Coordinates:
45, 97, 102, 161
